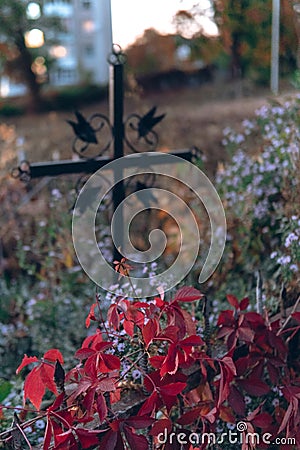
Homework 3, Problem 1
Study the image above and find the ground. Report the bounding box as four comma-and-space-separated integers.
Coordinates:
2, 79, 296, 177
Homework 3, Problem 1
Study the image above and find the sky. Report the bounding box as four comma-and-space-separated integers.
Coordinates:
110, 0, 217, 48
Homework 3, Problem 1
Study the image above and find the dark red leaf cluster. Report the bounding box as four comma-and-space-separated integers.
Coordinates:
12, 289, 300, 449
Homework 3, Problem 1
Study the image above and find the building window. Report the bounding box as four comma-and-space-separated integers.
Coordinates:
82, 20, 95, 33
54, 67, 76, 85
82, 0, 92, 9
85, 44, 94, 56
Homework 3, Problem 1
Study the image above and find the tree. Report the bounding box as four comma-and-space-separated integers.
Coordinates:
0, 0, 60, 111
174, 0, 297, 84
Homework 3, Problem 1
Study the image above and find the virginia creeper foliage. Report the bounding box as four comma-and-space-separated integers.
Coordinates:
3, 287, 300, 449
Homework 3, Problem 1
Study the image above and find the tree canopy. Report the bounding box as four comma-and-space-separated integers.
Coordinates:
0, 0, 61, 111
174, 0, 297, 84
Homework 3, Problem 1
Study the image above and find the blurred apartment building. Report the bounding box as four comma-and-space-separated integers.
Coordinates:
45, 0, 112, 86
0, 0, 113, 96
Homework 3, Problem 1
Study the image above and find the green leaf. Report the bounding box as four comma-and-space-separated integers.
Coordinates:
0, 380, 12, 402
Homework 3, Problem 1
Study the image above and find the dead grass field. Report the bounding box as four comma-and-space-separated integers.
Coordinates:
2, 79, 296, 177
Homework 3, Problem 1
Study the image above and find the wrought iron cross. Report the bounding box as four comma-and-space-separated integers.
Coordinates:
12, 45, 200, 262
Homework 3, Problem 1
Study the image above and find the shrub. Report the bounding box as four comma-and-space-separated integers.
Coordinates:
44, 84, 108, 111
214, 96, 300, 308
0, 103, 24, 117
0, 276, 299, 449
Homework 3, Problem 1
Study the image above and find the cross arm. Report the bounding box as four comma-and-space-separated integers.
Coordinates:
12, 148, 201, 180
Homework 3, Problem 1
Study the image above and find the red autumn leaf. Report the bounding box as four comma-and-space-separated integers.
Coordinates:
107, 303, 120, 331
99, 353, 120, 373
237, 326, 254, 342
24, 366, 47, 410
149, 418, 172, 436
75, 428, 101, 448
85, 302, 97, 328
173, 286, 204, 303
204, 407, 217, 424
98, 378, 116, 392
16, 355, 39, 374
222, 356, 237, 376
96, 393, 108, 423
123, 319, 134, 337
39, 363, 57, 394
81, 329, 103, 349
55, 429, 74, 446
278, 401, 294, 435
160, 343, 179, 376
158, 333, 201, 377
149, 355, 164, 369
228, 384, 245, 416
238, 378, 270, 396
125, 306, 144, 328
43, 349, 64, 364
244, 312, 265, 326
217, 360, 234, 407
266, 361, 279, 385
159, 382, 187, 396
138, 391, 158, 416
180, 307, 197, 336
219, 405, 236, 423
180, 335, 204, 347
157, 325, 179, 343
252, 412, 273, 429
17, 350, 63, 410
75, 348, 96, 360
142, 318, 159, 349
227, 294, 240, 309
217, 310, 235, 327
239, 297, 249, 311
110, 388, 121, 405
292, 312, 300, 323
177, 407, 207, 425
43, 418, 53, 450
125, 416, 155, 429
99, 429, 118, 450
123, 425, 149, 450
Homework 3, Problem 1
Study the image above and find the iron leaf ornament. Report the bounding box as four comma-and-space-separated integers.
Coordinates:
67, 111, 98, 145
137, 106, 166, 139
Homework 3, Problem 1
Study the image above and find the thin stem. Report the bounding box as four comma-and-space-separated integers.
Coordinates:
117, 352, 145, 383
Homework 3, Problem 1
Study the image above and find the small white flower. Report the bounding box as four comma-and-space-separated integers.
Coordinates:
244, 396, 252, 405
51, 188, 62, 199
277, 255, 291, 265
35, 419, 45, 430
284, 233, 298, 248
132, 369, 141, 380
117, 343, 125, 352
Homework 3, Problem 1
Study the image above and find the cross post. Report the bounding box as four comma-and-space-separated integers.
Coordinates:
11, 46, 201, 265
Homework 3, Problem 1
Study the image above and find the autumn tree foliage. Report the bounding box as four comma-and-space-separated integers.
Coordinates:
2, 279, 300, 449
174, 0, 297, 83
0, 0, 60, 111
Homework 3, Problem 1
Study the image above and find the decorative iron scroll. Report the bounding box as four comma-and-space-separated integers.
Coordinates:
11, 160, 31, 182
68, 112, 113, 159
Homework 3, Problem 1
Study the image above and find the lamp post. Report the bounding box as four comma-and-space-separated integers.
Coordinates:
271, 0, 280, 95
